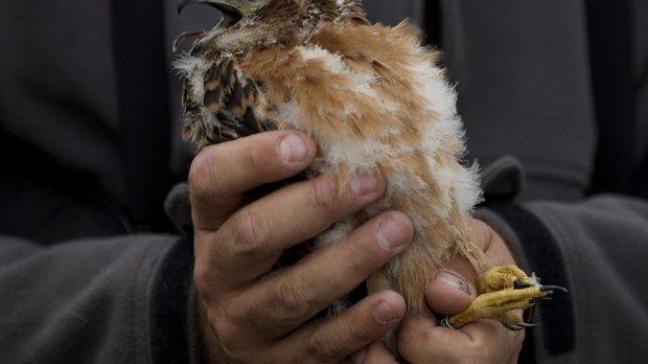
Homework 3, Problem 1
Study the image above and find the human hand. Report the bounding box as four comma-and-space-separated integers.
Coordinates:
396, 219, 525, 364
189, 131, 415, 364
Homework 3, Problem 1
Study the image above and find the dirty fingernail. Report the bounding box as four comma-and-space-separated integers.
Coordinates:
351, 172, 380, 195
436, 271, 473, 296
376, 217, 411, 251
279, 134, 308, 163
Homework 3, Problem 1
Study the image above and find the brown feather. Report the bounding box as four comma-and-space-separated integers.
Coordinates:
178, 0, 485, 316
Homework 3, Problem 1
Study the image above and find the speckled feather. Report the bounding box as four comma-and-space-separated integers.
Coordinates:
177, 0, 485, 315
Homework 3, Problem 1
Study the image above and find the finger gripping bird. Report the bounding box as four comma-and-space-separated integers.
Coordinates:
177, 0, 561, 331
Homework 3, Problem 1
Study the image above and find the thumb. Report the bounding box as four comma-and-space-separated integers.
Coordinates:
425, 270, 476, 315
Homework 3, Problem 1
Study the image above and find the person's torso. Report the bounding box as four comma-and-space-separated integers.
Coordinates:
1, 0, 646, 243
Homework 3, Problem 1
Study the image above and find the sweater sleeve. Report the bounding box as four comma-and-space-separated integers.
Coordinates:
0, 234, 199, 364
440, 1, 648, 362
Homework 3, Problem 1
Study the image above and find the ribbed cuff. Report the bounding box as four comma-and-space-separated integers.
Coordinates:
150, 235, 198, 364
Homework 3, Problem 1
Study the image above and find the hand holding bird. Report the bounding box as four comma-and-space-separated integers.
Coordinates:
189, 131, 412, 363
177, 0, 565, 361
396, 219, 529, 364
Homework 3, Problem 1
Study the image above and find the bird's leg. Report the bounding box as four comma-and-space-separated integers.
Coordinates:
444, 265, 565, 330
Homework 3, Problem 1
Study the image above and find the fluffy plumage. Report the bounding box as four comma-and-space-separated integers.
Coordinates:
177, 0, 485, 315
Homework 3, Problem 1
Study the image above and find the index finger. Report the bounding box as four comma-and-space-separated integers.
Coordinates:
188, 131, 317, 230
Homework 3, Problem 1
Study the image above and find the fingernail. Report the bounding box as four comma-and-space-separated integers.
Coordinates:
436, 271, 473, 296
279, 134, 308, 163
350, 348, 368, 364
373, 301, 399, 324
376, 217, 410, 251
351, 172, 380, 195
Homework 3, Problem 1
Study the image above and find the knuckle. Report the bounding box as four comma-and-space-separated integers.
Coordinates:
228, 208, 270, 257
188, 151, 215, 200
304, 333, 342, 363
226, 291, 268, 326
213, 316, 246, 355
193, 266, 215, 302
337, 228, 382, 278
346, 239, 376, 276
244, 141, 264, 171
230, 298, 265, 328
271, 280, 312, 318
338, 255, 371, 288
313, 175, 340, 210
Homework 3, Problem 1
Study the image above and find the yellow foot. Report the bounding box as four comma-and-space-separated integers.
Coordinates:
443, 265, 566, 331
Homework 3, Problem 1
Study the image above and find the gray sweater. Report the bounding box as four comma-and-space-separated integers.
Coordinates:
1, 0, 647, 363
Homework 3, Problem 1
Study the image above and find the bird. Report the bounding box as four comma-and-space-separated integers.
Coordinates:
175, 0, 562, 331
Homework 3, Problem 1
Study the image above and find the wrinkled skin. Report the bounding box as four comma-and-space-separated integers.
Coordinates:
189, 131, 523, 363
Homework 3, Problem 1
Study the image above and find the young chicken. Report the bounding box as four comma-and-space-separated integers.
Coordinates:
176, 0, 560, 330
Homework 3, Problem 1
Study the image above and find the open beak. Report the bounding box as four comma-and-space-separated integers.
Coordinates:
177, 0, 242, 16
177, 0, 200, 14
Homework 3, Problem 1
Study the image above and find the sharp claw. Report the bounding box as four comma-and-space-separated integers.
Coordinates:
530, 297, 552, 305
504, 321, 539, 331
540, 285, 568, 293
514, 280, 534, 289
441, 317, 457, 329
504, 323, 525, 331
517, 322, 539, 328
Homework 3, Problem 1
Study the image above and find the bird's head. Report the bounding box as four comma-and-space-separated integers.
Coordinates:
176, 0, 367, 55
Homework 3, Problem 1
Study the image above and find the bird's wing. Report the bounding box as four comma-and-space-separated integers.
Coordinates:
182, 54, 269, 150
